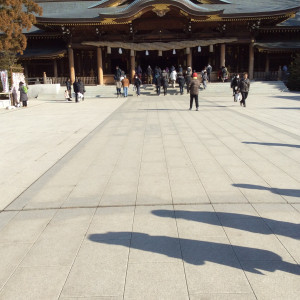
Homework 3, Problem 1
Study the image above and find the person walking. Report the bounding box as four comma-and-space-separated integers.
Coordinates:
206, 63, 212, 82
189, 73, 201, 111
238, 72, 250, 107
116, 79, 122, 97
122, 75, 130, 97
65, 78, 72, 99
78, 79, 85, 101
202, 71, 208, 89
185, 66, 192, 93
161, 72, 168, 96
177, 72, 185, 95
221, 66, 228, 82
230, 74, 240, 100
114, 66, 122, 81
73, 78, 80, 102
146, 65, 153, 84
155, 73, 162, 95
137, 65, 142, 80
170, 69, 177, 88
19, 82, 28, 107
134, 75, 142, 96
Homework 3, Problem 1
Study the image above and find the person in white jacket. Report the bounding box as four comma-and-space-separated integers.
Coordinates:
170, 70, 177, 88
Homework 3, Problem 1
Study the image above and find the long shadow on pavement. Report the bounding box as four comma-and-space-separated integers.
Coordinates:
152, 210, 300, 240
233, 183, 300, 198
243, 142, 300, 148
89, 232, 300, 275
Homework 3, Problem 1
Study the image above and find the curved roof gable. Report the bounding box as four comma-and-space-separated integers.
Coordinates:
89, 0, 230, 9
90, 0, 224, 19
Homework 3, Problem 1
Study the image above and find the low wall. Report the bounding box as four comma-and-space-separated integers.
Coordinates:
28, 84, 61, 99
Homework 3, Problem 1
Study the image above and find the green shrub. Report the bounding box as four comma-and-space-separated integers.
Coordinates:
287, 54, 300, 91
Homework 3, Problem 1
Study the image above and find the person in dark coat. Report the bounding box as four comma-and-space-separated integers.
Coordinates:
189, 73, 201, 111
146, 66, 153, 84
161, 71, 168, 96
178, 65, 183, 73
19, 82, 28, 107
78, 79, 85, 101
65, 78, 72, 99
177, 72, 185, 95
206, 63, 212, 82
134, 75, 142, 96
231, 74, 240, 100
155, 74, 162, 95
238, 72, 250, 107
73, 78, 80, 102
185, 66, 192, 93
114, 66, 122, 81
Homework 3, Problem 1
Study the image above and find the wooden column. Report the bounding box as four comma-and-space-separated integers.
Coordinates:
187, 48, 192, 68
53, 59, 58, 78
265, 53, 270, 72
220, 44, 226, 67
130, 51, 135, 81
24, 61, 28, 78
97, 47, 104, 85
68, 46, 75, 83
248, 42, 254, 80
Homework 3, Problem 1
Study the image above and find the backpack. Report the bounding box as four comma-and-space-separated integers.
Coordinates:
22, 86, 28, 93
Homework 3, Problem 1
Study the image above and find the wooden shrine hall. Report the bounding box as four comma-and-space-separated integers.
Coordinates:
21, 0, 300, 84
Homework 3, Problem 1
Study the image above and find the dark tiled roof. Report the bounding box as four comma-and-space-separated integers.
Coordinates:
34, 0, 300, 26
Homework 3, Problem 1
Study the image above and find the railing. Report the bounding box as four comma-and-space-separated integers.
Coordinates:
254, 71, 281, 81
27, 77, 98, 86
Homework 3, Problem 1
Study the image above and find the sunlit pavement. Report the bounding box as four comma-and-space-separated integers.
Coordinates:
0, 82, 299, 299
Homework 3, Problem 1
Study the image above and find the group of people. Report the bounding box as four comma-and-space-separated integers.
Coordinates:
11, 81, 29, 108
65, 78, 86, 102
230, 72, 251, 107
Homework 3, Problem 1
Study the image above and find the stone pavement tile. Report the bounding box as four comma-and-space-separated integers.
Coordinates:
62, 176, 108, 208
129, 232, 182, 263
170, 181, 210, 204
88, 207, 135, 240
189, 293, 256, 300
241, 261, 300, 300
0, 266, 70, 300
173, 205, 226, 238
23, 185, 75, 209
292, 204, 300, 213
60, 297, 122, 300
226, 230, 294, 262
207, 191, 248, 203
124, 262, 188, 299
100, 183, 137, 206
134, 205, 178, 238
0, 210, 56, 243
0, 243, 32, 290
137, 175, 172, 205
275, 235, 300, 264
213, 203, 259, 220
0, 212, 18, 231
182, 236, 252, 294
21, 208, 95, 267
140, 162, 167, 176
61, 239, 130, 298
168, 167, 199, 182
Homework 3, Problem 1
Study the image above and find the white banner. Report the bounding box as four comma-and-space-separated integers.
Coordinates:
0, 70, 9, 93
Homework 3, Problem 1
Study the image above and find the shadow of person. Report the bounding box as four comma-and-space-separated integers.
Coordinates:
232, 183, 300, 198
88, 232, 300, 275
243, 141, 300, 149
152, 210, 300, 240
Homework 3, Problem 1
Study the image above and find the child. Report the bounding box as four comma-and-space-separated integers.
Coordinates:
233, 86, 240, 102
64, 90, 71, 101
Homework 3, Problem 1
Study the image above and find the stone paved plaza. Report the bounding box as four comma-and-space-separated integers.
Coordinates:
0, 83, 299, 299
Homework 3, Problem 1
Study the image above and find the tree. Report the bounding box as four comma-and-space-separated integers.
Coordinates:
0, 0, 42, 54
287, 54, 300, 91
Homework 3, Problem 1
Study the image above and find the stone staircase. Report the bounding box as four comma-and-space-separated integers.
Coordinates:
33, 81, 288, 101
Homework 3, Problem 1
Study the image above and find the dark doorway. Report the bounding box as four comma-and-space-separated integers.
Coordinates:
192, 47, 209, 72
136, 49, 185, 74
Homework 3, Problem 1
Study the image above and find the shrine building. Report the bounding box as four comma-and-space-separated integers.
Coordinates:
21, 0, 300, 84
